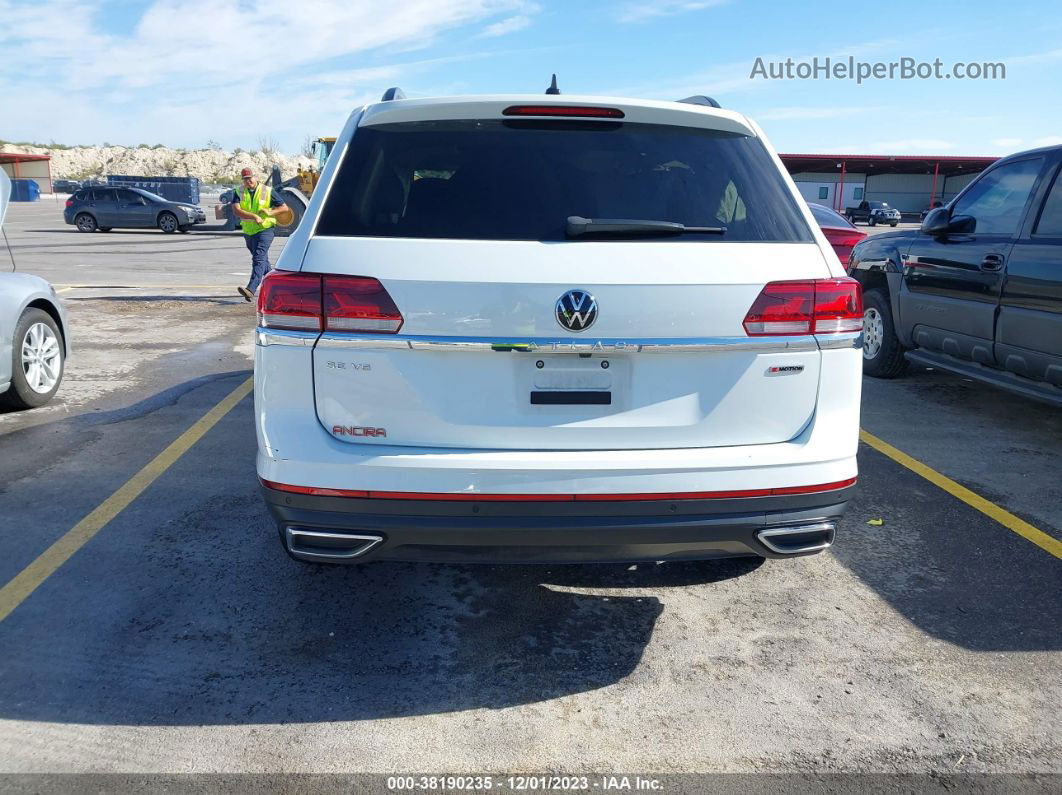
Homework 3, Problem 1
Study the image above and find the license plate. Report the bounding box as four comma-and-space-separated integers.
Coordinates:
532, 357, 613, 390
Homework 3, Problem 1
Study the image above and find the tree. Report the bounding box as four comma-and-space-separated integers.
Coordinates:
257, 135, 280, 158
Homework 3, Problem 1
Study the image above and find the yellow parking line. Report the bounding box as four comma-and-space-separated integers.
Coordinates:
0, 376, 254, 623
860, 429, 1062, 559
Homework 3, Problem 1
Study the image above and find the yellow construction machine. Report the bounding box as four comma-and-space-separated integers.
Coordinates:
267, 136, 337, 235
294, 137, 336, 196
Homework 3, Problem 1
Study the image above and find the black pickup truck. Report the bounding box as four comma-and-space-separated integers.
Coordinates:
845, 200, 901, 226
848, 144, 1062, 406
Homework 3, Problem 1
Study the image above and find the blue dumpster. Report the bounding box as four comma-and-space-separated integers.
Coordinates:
107, 175, 200, 205
10, 179, 41, 202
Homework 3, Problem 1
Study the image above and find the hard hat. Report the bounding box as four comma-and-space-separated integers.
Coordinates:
240, 168, 254, 178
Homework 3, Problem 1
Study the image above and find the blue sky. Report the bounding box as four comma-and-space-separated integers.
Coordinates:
2, 0, 1061, 156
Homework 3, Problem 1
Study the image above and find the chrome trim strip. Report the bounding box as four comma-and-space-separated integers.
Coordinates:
815, 332, 863, 350
315, 333, 820, 354
757, 522, 836, 555
256, 328, 320, 347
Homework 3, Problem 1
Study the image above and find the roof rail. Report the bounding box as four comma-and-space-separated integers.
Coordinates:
677, 95, 721, 109
380, 87, 406, 102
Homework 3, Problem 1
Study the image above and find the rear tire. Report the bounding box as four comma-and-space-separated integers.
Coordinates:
74, 213, 97, 233
0, 308, 65, 409
157, 212, 179, 234
868, 216, 876, 227
861, 288, 907, 378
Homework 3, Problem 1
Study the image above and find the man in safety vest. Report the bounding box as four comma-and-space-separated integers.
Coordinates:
233, 167, 288, 301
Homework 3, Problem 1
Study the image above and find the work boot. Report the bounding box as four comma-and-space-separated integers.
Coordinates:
238, 286, 254, 302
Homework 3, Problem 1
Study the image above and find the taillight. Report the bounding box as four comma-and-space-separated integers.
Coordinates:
743, 278, 862, 336
257, 271, 322, 331
65, 200, 73, 208
502, 105, 625, 118
256, 271, 403, 334
324, 276, 403, 333
812, 279, 863, 333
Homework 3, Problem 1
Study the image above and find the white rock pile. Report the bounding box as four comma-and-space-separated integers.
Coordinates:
0, 143, 315, 183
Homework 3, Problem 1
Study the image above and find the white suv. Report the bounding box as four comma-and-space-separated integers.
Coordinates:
255, 90, 863, 565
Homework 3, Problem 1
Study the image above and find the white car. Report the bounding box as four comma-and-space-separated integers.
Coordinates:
0, 172, 69, 410
254, 90, 863, 564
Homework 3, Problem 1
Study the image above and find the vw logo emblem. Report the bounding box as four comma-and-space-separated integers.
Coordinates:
556, 289, 598, 332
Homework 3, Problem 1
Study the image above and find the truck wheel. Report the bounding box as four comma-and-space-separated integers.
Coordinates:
862, 288, 907, 378
890, 222, 898, 227
274, 188, 305, 237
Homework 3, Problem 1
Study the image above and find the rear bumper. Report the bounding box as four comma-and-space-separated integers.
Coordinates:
262, 483, 855, 564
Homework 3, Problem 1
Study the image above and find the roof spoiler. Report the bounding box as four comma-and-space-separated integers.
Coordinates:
379, 86, 718, 108
677, 95, 721, 108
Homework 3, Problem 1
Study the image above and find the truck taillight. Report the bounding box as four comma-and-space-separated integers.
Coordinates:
743, 278, 862, 336
257, 271, 403, 333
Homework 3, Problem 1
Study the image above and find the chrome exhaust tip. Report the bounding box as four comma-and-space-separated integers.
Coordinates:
285, 526, 384, 563
757, 521, 836, 555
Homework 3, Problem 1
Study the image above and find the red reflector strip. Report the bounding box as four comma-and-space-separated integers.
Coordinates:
768, 478, 857, 495
371, 491, 573, 502
261, 478, 856, 500
502, 105, 625, 118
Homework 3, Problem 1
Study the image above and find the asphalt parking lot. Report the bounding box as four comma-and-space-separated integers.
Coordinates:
0, 201, 1059, 779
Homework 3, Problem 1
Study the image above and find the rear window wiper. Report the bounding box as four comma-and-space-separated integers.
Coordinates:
566, 215, 727, 238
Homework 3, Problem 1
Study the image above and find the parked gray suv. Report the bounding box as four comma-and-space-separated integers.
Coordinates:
63, 186, 206, 233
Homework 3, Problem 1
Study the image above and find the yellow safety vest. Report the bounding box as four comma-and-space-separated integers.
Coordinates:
237, 183, 276, 235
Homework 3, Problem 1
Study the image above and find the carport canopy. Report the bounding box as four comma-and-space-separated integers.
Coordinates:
0, 152, 53, 193
780, 153, 999, 212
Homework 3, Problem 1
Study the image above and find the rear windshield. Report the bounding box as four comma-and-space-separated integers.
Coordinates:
315, 119, 813, 242
808, 203, 856, 229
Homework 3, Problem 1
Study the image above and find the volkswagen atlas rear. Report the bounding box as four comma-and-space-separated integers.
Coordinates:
255, 92, 863, 565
